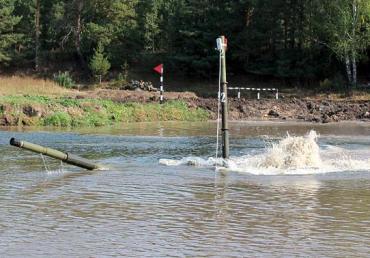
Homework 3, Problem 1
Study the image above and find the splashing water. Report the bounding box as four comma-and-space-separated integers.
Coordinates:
257, 130, 321, 169
159, 130, 370, 175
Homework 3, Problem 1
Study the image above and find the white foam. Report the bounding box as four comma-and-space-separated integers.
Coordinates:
159, 130, 370, 175
159, 157, 223, 167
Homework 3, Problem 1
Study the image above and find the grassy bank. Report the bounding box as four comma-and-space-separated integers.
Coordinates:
0, 95, 210, 127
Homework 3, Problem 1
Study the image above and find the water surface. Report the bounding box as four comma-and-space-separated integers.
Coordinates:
0, 122, 369, 257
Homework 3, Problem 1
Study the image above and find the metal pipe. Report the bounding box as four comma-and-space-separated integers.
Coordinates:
10, 138, 100, 170
220, 36, 229, 159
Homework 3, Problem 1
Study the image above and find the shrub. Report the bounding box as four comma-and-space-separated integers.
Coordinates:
43, 112, 72, 127
319, 78, 333, 90
54, 71, 74, 88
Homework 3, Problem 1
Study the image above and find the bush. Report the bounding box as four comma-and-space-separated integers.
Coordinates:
54, 71, 74, 88
109, 73, 128, 89
319, 78, 333, 90
43, 112, 72, 127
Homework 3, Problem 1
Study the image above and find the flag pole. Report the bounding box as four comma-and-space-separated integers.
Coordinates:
160, 65, 164, 104
153, 64, 164, 104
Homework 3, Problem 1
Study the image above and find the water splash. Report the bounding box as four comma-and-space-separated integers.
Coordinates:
256, 130, 321, 169
159, 130, 370, 175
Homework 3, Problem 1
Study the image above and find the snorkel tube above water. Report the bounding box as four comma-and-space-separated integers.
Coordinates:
10, 138, 101, 170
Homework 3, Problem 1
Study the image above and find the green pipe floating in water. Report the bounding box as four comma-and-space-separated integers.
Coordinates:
10, 138, 101, 170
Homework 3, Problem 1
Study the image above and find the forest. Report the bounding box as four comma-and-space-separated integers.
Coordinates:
0, 0, 370, 89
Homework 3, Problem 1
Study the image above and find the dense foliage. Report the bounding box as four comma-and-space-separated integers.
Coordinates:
1, 0, 369, 86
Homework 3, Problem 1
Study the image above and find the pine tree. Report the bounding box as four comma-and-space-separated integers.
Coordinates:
89, 43, 111, 84
0, 0, 22, 64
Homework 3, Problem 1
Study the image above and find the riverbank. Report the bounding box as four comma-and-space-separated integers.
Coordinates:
67, 89, 370, 123
0, 95, 209, 127
1, 91, 369, 127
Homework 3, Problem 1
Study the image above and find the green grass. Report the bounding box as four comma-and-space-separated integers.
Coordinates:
0, 95, 210, 127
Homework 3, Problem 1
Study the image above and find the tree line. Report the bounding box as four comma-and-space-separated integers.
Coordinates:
0, 0, 369, 87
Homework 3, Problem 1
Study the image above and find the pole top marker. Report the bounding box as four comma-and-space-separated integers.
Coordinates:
216, 36, 228, 52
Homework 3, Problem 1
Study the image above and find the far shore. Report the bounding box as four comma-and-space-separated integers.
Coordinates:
1, 90, 369, 127
0, 76, 369, 127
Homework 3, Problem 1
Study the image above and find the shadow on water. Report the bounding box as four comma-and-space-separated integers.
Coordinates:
19, 170, 96, 197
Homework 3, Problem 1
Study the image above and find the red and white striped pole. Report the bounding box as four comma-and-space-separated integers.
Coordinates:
160, 66, 164, 104
154, 64, 164, 104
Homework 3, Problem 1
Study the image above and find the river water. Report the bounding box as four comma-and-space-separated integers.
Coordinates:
0, 121, 369, 257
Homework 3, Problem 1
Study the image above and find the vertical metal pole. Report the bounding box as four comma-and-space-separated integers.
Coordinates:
237, 87, 241, 100
257, 91, 260, 100
276, 89, 279, 100
160, 66, 164, 104
220, 36, 229, 159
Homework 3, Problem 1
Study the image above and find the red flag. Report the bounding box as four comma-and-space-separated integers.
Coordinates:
153, 64, 163, 74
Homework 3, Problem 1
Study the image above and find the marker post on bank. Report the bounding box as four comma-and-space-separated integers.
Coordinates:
216, 36, 229, 159
153, 64, 164, 104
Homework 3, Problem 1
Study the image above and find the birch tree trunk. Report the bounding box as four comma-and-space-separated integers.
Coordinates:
352, 51, 357, 86
74, 0, 85, 67
351, 0, 358, 86
345, 53, 353, 85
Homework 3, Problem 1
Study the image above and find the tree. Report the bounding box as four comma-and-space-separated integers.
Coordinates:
74, 0, 84, 66
317, 0, 370, 86
1, 0, 370, 87
89, 43, 111, 83
83, 0, 139, 67
137, 0, 162, 53
35, 0, 40, 70
233, 0, 324, 81
42, 0, 88, 66
0, 0, 22, 64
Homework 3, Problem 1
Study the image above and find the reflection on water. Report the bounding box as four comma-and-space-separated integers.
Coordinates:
0, 122, 369, 257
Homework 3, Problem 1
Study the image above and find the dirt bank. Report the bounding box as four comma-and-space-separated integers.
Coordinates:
194, 98, 370, 123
